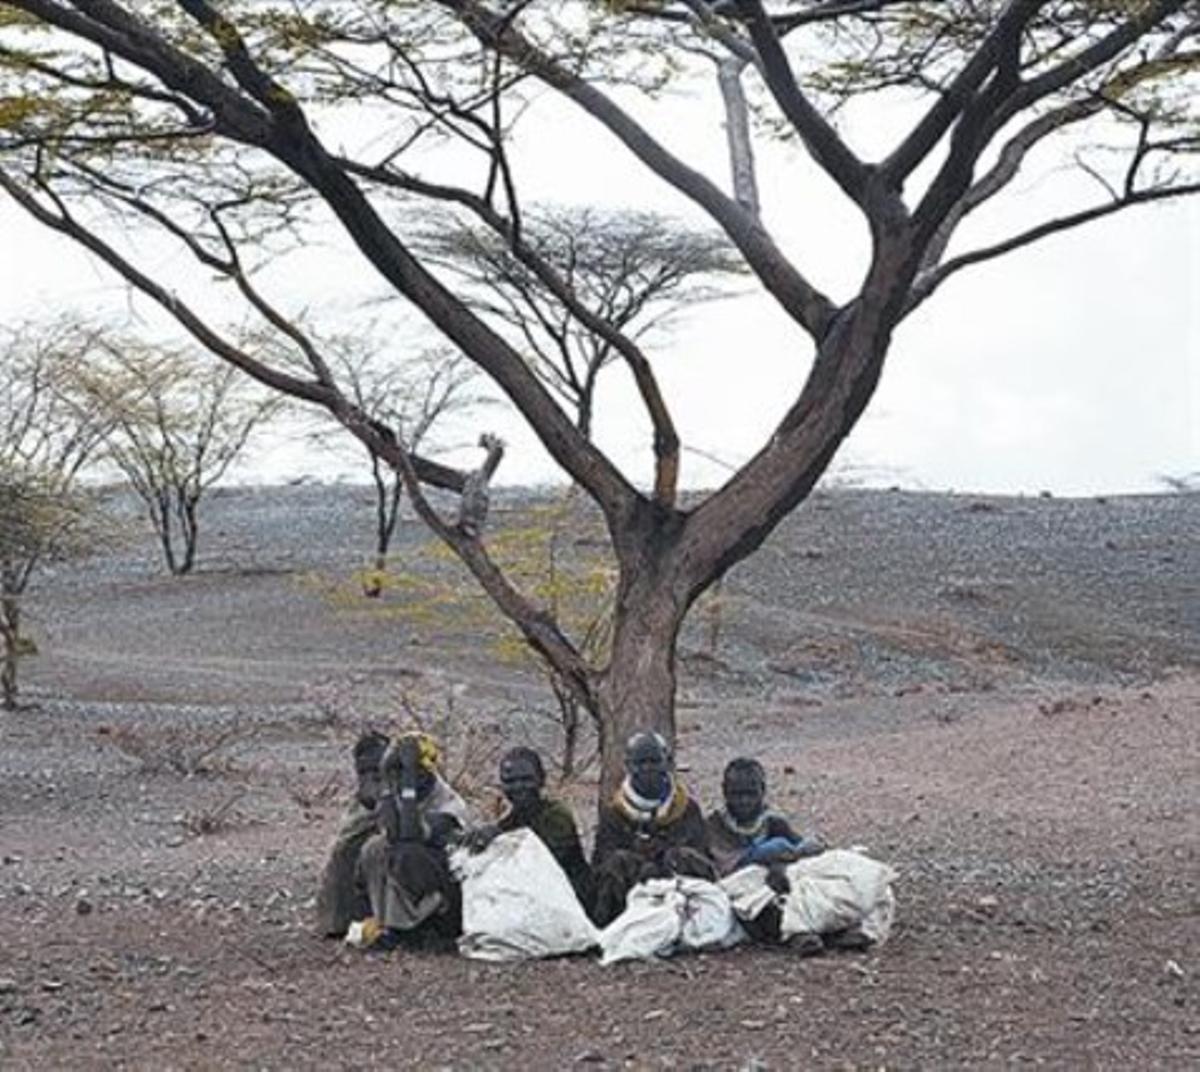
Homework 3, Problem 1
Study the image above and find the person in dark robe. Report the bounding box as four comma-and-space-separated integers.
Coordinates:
591, 731, 715, 927
468, 746, 593, 910
314, 730, 389, 938
355, 732, 470, 951
705, 756, 840, 954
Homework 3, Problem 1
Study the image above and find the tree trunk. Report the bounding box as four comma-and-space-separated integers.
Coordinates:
0, 593, 20, 711
594, 581, 685, 805
154, 493, 178, 575
179, 493, 199, 575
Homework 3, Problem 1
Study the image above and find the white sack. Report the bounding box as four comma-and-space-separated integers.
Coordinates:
720, 849, 897, 945
598, 876, 743, 966
452, 829, 598, 961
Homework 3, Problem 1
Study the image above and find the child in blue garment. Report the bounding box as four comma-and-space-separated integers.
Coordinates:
705, 757, 829, 952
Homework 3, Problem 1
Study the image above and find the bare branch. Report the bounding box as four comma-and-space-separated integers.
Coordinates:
436, 0, 837, 341
732, 0, 872, 205
907, 182, 1200, 315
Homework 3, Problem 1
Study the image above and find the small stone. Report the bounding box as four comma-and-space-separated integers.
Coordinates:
0, 977, 19, 994
75, 897, 94, 916
41, 979, 65, 993
1164, 959, 1184, 980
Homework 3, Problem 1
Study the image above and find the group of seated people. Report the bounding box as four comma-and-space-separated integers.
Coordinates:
316, 728, 863, 956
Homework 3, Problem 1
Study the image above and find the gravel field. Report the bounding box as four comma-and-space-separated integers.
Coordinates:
1, 483, 1197, 1069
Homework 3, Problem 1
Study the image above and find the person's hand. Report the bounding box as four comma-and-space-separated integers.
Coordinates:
426, 812, 462, 849
376, 795, 401, 843
766, 861, 791, 896
356, 771, 383, 811
464, 823, 501, 853
792, 836, 826, 859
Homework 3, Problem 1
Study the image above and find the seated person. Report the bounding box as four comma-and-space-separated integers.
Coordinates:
315, 730, 389, 937
469, 746, 593, 910
591, 731, 716, 927
705, 756, 832, 954
355, 732, 470, 951
706, 757, 824, 876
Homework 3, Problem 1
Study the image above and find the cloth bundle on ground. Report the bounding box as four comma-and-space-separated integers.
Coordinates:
720, 848, 897, 945
452, 829, 598, 961
597, 876, 743, 966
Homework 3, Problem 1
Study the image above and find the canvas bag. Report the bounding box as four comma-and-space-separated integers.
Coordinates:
452, 829, 598, 961
720, 848, 897, 944
597, 876, 744, 965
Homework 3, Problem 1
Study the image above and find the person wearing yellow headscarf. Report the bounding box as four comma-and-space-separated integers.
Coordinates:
354, 732, 471, 950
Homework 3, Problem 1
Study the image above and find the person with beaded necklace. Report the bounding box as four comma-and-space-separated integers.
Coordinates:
706, 756, 830, 953
590, 731, 715, 926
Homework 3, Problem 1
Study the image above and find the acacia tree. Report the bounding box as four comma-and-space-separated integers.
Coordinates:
309, 337, 482, 596
0, 1, 1196, 794
0, 321, 111, 709
66, 339, 284, 574
421, 206, 746, 438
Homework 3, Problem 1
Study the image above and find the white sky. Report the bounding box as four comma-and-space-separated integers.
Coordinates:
2, 66, 1197, 497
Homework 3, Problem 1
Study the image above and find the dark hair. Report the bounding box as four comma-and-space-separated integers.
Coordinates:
625, 731, 670, 761
723, 756, 766, 788
352, 731, 389, 767
500, 746, 545, 783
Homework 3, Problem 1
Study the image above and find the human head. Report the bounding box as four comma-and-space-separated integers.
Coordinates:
352, 731, 389, 807
722, 757, 767, 824
624, 731, 672, 800
383, 731, 441, 799
499, 746, 546, 817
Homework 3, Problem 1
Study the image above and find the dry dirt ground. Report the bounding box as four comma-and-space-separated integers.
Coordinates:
1, 485, 1197, 1070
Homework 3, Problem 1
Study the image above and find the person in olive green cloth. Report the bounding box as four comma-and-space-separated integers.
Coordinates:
590, 731, 716, 926
467, 746, 593, 910
315, 730, 390, 938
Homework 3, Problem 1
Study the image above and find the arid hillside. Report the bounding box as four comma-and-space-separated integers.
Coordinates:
1, 485, 1197, 1069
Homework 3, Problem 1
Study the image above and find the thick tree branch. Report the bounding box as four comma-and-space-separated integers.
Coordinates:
11, 0, 275, 145
732, 0, 872, 205
993, 0, 1189, 130
905, 182, 1200, 317
880, 0, 1046, 189
437, 0, 837, 341
916, 99, 1101, 279
339, 157, 684, 507
0, 168, 468, 493
391, 431, 600, 716
11, 0, 639, 519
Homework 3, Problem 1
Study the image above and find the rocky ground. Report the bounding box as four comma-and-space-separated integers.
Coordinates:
1, 484, 1197, 1069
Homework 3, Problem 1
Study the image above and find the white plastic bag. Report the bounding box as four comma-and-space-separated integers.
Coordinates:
781, 849, 896, 943
720, 849, 897, 945
598, 876, 743, 965
452, 829, 598, 961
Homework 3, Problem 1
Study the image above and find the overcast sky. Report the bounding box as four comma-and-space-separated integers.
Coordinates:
2, 67, 1196, 498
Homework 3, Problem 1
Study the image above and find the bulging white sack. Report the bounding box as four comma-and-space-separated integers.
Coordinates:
598, 876, 743, 966
452, 829, 598, 961
720, 848, 897, 945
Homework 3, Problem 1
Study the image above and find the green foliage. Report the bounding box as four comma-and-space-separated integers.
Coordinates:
303, 490, 616, 668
